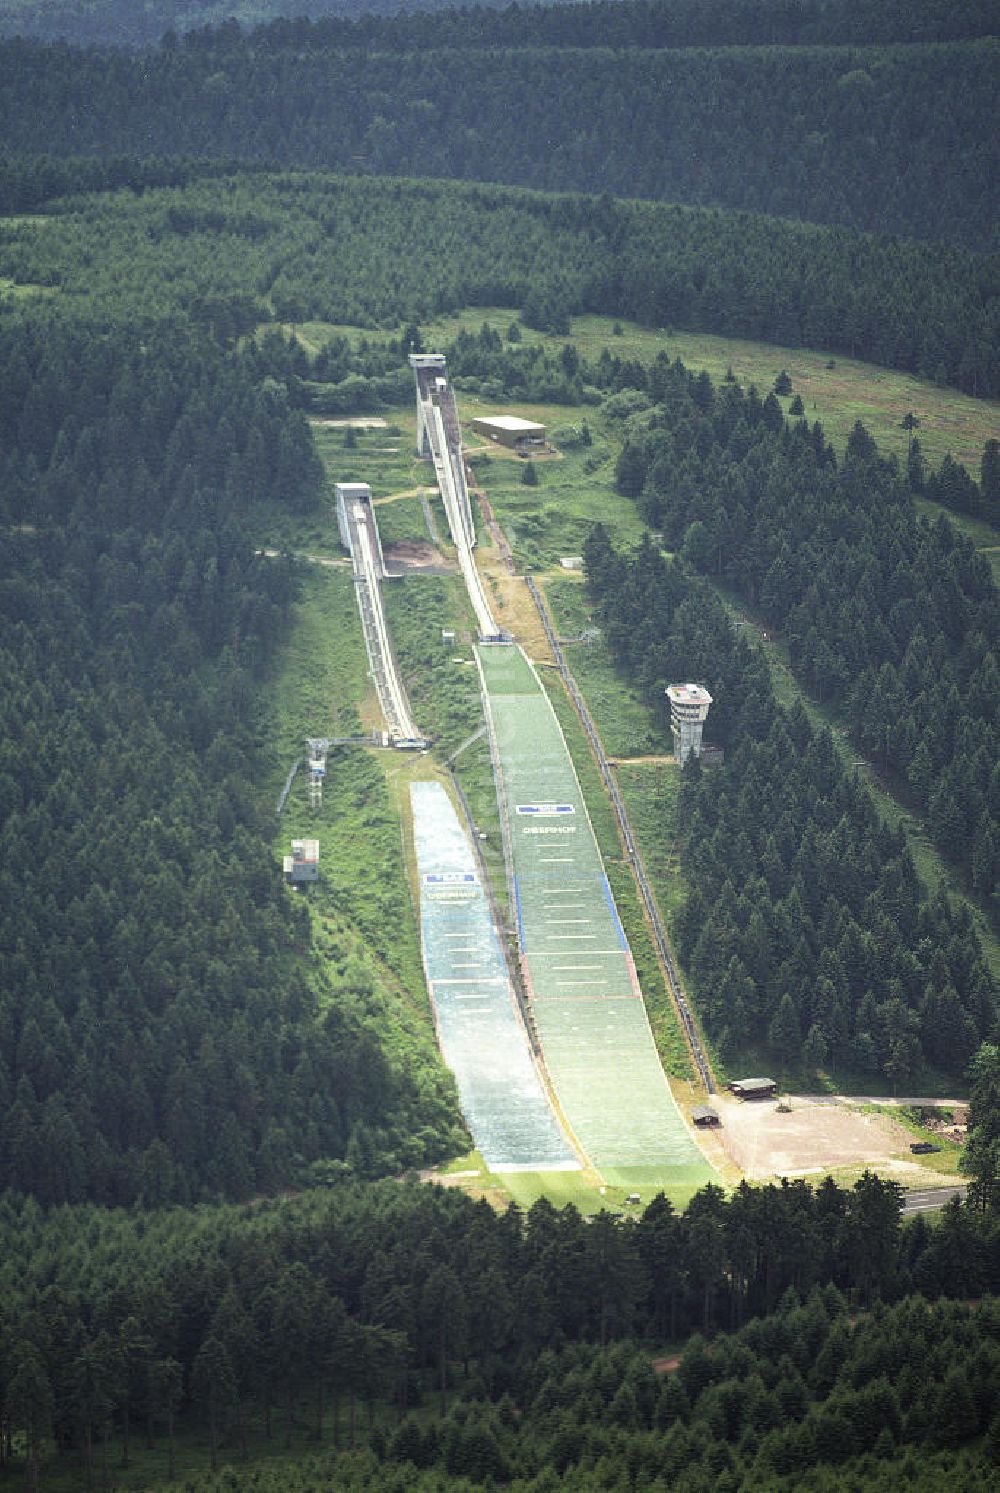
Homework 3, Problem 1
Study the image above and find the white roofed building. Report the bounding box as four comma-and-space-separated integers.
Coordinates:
471, 414, 546, 452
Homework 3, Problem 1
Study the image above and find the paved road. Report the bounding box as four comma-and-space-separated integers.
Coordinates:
901, 1184, 967, 1215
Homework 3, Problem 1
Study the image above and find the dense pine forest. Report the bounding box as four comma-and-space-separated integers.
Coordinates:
0, 173, 996, 395
604, 356, 999, 908
0, 0, 997, 1486
0, 314, 467, 1208
0, 8, 996, 248
586, 514, 995, 1075
1, 0, 997, 49
1, 1158, 998, 1489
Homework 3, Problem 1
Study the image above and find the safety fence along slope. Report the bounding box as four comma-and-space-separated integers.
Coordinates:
476, 642, 717, 1197
410, 354, 505, 642
525, 576, 716, 1095
410, 781, 580, 1173
335, 481, 426, 747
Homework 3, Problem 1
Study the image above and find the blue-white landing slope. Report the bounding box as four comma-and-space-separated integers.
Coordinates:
410, 780, 579, 1172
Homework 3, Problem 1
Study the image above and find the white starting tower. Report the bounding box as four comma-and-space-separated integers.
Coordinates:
666, 684, 713, 763
409, 352, 448, 457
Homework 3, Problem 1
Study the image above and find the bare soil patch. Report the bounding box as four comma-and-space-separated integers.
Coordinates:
715, 1093, 917, 1180
492, 574, 554, 661
383, 540, 454, 573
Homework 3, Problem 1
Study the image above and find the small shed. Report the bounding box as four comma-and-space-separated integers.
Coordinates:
692, 1105, 720, 1127
471, 414, 546, 452
729, 1077, 777, 1100
284, 838, 319, 883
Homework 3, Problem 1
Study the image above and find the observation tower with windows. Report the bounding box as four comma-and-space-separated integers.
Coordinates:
666, 683, 713, 763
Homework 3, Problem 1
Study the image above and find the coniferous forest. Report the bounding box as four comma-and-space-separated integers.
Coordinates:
0, 0, 997, 1487
0, 174, 996, 395
0, 317, 466, 1210
0, 23, 996, 249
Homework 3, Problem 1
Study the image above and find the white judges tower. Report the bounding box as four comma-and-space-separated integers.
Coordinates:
666, 683, 713, 763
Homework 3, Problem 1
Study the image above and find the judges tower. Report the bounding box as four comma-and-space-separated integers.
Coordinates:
666, 683, 713, 763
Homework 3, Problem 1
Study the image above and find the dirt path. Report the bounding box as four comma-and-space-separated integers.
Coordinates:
807, 1095, 966, 1108
309, 416, 389, 429
373, 486, 436, 504
257, 547, 349, 567
607, 754, 677, 767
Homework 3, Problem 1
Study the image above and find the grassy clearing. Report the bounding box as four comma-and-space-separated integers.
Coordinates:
412, 307, 1000, 476
614, 763, 684, 921
429, 1150, 708, 1214
311, 415, 422, 499
864, 1105, 965, 1176
913, 492, 1000, 585
287, 309, 997, 479
0, 274, 55, 300
381, 573, 482, 751
247, 417, 428, 555
544, 573, 667, 758
260, 563, 368, 794
368, 491, 432, 547
469, 422, 641, 570
570, 314, 998, 476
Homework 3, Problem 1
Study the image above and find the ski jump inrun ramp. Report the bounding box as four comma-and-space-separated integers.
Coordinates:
409, 353, 506, 642
335, 481, 426, 747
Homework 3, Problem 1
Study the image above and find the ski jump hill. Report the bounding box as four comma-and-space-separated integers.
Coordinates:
408, 355, 715, 1195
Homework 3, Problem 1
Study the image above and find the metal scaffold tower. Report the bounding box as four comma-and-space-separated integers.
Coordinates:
306, 738, 331, 807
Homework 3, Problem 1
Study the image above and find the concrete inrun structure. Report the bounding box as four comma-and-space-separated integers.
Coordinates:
335, 480, 427, 748
335, 481, 389, 574
666, 682, 713, 763
471, 414, 546, 455
410, 352, 450, 457
284, 839, 319, 883
409, 353, 507, 643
